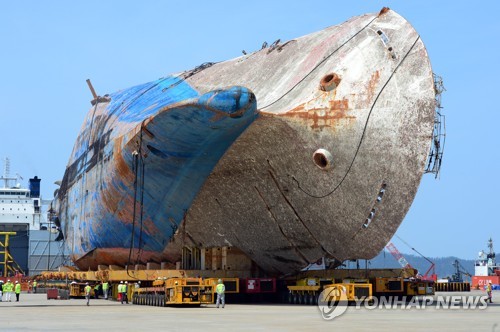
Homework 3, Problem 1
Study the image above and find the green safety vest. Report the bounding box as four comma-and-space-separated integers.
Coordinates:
15, 283, 21, 294
33, 281, 37, 287
85, 285, 91, 295
216, 283, 225, 294
5, 283, 13, 292
102, 282, 109, 290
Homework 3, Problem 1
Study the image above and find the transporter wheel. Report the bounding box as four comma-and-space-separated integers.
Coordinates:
292, 293, 298, 304
288, 293, 293, 304
313, 293, 318, 305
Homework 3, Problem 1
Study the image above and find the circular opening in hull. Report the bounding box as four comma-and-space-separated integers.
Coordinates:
313, 149, 333, 170
319, 73, 341, 92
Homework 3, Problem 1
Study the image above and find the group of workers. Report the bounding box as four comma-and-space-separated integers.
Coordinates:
0, 280, 23, 302
83, 278, 226, 307
84, 280, 126, 306
83, 280, 110, 305
0, 278, 226, 306
0, 277, 228, 307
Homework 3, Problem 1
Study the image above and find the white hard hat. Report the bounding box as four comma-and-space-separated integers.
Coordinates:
120, 281, 123, 283
15, 281, 19, 283
125, 281, 128, 284
7, 279, 10, 282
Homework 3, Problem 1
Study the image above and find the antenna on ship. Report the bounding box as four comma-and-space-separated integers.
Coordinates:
487, 238, 496, 266
1, 157, 10, 188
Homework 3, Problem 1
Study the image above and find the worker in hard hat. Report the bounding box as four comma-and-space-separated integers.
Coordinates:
4, 280, 14, 302
14, 281, 21, 302
84, 282, 92, 306
122, 281, 129, 304
0, 280, 4, 302
94, 282, 101, 299
487, 282, 493, 303
32, 280, 37, 293
118, 281, 123, 302
102, 280, 109, 300
215, 279, 225, 308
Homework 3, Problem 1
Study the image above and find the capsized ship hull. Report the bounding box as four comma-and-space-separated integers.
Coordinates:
58, 8, 436, 274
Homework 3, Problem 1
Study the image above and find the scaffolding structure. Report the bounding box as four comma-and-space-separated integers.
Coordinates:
0, 231, 25, 277
425, 73, 446, 178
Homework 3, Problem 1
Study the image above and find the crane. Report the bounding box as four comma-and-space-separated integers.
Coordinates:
395, 235, 437, 281
385, 242, 417, 276
451, 259, 472, 282
385, 239, 437, 281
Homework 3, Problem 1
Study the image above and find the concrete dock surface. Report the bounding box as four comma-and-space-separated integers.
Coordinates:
0, 291, 498, 331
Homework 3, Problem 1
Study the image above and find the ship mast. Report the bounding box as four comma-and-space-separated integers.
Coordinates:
487, 237, 496, 266
0, 157, 23, 189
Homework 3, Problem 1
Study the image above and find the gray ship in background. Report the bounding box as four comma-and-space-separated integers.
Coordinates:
0, 158, 67, 277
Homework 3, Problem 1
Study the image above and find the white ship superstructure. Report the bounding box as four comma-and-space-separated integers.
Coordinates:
0, 177, 43, 230
0, 158, 66, 276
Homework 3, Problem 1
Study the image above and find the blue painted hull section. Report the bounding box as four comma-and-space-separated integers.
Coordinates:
59, 76, 257, 266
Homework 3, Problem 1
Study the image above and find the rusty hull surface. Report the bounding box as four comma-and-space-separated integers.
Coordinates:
57, 10, 435, 274
169, 9, 435, 274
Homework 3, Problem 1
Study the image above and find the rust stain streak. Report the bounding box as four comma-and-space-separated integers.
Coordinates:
100, 136, 137, 223
280, 94, 354, 130
366, 70, 381, 107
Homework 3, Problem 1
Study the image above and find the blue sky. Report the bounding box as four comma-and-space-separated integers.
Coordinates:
0, 1, 498, 260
